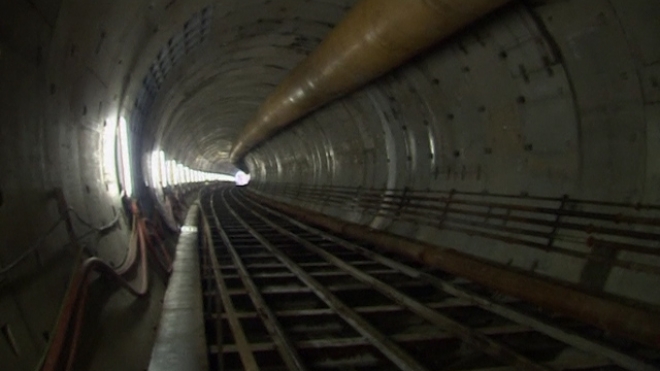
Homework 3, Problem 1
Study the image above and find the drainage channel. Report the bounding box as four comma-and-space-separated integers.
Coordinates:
197, 186, 660, 371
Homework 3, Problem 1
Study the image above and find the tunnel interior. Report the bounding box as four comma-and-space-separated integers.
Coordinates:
1, 0, 660, 370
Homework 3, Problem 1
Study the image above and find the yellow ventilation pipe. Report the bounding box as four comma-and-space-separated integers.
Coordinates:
230, 0, 511, 163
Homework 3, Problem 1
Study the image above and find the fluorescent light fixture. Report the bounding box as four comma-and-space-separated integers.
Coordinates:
101, 118, 119, 194
118, 117, 133, 197
150, 151, 161, 188
159, 151, 168, 187
176, 163, 185, 185
172, 163, 178, 185
167, 160, 176, 186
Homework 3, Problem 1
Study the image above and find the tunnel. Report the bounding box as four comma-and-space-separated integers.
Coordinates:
2, 0, 660, 370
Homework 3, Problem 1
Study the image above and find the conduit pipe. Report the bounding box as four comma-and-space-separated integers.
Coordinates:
247, 191, 660, 348
42, 202, 173, 371
229, 0, 511, 162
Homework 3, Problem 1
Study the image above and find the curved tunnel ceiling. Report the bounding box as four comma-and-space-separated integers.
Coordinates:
130, 0, 660, 206
142, 0, 353, 172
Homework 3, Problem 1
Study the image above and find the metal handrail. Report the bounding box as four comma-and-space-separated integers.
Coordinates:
256, 184, 660, 276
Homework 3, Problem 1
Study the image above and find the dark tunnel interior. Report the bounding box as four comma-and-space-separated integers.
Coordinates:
1, 0, 660, 370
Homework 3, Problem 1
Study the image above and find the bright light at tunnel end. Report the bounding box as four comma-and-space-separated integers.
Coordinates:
235, 170, 251, 186
148, 150, 239, 189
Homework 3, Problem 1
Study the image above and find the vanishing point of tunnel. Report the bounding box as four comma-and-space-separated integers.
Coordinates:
1, 0, 660, 370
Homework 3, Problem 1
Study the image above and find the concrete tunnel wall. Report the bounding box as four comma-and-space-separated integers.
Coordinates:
0, 0, 659, 370
246, 0, 660, 306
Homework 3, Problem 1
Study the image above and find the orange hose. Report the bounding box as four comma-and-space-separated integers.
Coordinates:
146, 229, 174, 275
42, 201, 168, 371
114, 216, 140, 275
142, 214, 173, 274
63, 223, 150, 371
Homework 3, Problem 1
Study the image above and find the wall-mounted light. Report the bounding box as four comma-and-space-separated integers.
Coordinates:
149, 151, 160, 189
118, 117, 133, 197
176, 163, 185, 185
159, 151, 168, 187
147, 150, 236, 188
101, 118, 119, 195
167, 160, 176, 186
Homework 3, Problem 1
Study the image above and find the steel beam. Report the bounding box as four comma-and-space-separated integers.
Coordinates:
238, 191, 659, 371
208, 192, 307, 371
221, 189, 430, 371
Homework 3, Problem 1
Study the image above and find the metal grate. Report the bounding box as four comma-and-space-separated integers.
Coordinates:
196, 186, 660, 371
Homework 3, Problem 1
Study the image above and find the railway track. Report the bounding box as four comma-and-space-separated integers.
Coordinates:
198, 186, 660, 371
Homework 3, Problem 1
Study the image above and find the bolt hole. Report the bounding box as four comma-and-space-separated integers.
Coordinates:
453, 150, 461, 158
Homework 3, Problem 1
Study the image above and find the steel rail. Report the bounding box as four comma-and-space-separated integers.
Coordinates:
230, 190, 552, 371
208, 192, 307, 371
213, 298, 514, 320
217, 324, 530, 353
219, 188, 429, 371
199, 215, 225, 370
199, 198, 260, 370
236, 190, 660, 371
